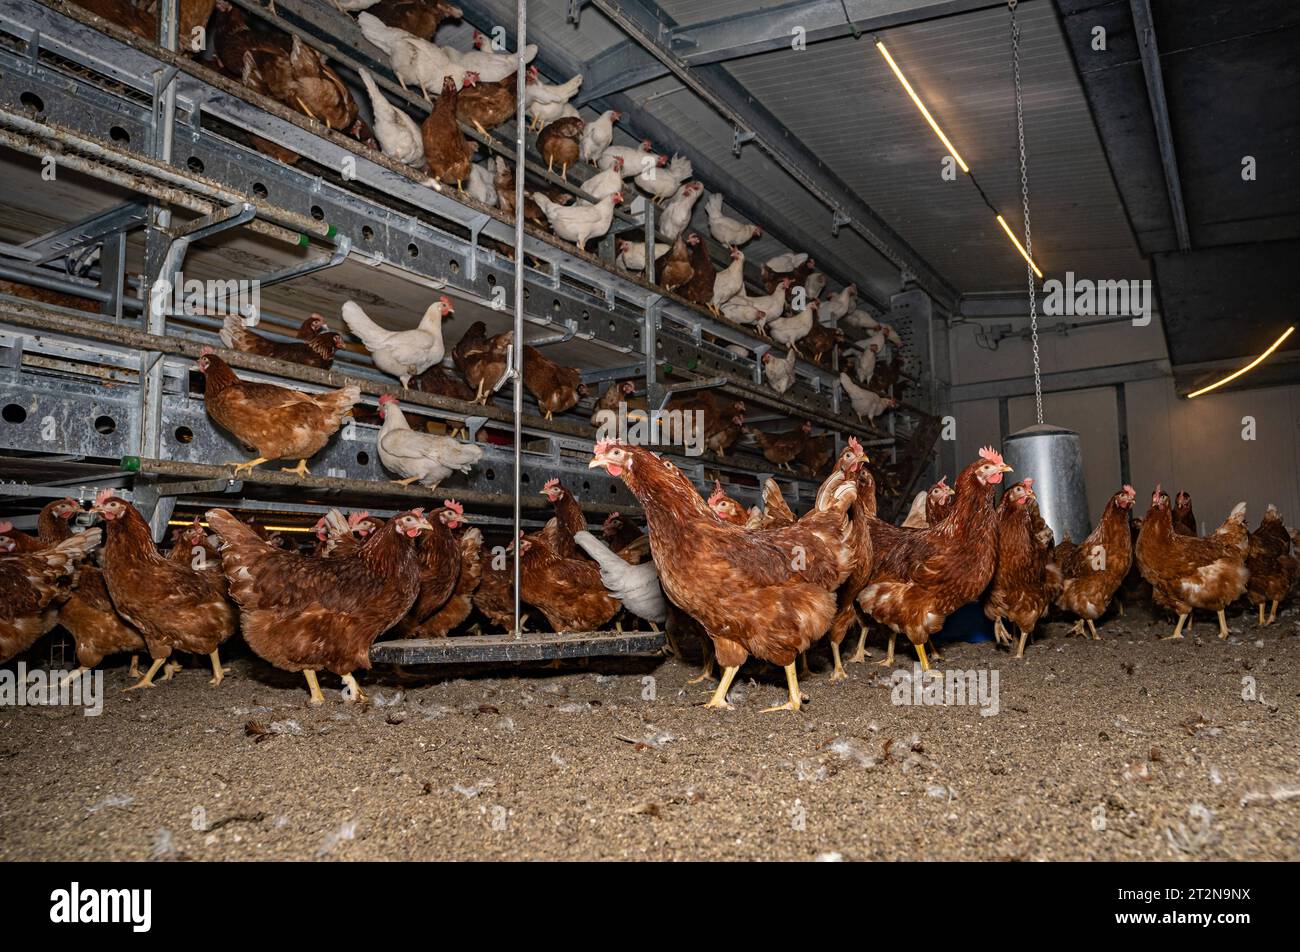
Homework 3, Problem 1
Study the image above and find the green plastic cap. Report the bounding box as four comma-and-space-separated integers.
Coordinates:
121, 456, 141, 472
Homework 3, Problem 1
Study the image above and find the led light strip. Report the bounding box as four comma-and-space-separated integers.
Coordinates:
1185, 326, 1295, 398
877, 39, 1046, 278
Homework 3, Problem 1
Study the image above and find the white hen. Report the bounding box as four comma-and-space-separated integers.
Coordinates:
764, 251, 807, 272
840, 372, 897, 421
720, 295, 766, 328
658, 181, 704, 240
579, 159, 624, 202
819, 284, 858, 323
341, 297, 454, 387
598, 140, 654, 178
357, 67, 423, 166
445, 30, 537, 83
764, 302, 816, 353
762, 349, 797, 395
524, 67, 583, 129
376, 395, 483, 487
616, 239, 670, 271
636, 154, 692, 204
709, 247, 745, 314
580, 109, 620, 164
573, 531, 667, 627
533, 192, 621, 251
704, 193, 762, 246
466, 162, 498, 206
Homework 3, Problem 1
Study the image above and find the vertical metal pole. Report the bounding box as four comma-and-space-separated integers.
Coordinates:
511, 0, 527, 638
138, 1, 179, 539
643, 200, 656, 285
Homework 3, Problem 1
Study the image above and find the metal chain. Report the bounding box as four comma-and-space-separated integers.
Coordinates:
1009, 0, 1042, 425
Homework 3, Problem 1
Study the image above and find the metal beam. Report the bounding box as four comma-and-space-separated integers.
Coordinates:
948, 358, 1172, 402
588, 0, 959, 310
575, 0, 1004, 101
671, 0, 1006, 66
1129, 0, 1191, 253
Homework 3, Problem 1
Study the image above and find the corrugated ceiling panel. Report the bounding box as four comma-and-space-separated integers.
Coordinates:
723, 0, 1149, 292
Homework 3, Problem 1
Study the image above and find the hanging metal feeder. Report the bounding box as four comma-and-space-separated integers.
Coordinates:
1002, 424, 1090, 543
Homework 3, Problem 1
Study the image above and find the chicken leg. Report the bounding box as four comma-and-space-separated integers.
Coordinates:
158, 660, 182, 682
124, 658, 166, 692
229, 456, 269, 477
281, 459, 312, 478
392, 475, 423, 486
686, 655, 717, 685
874, 631, 897, 667
914, 641, 934, 672
304, 670, 325, 705
704, 664, 739, 710
1259, 603, 1267, 625
1014, 625, 1030, 659
59, 666, 89, 690
1066, 618, 1088, 637
1216, 609, 1231, 640
829, 641, 848, 682
1161, 612, 1189, 641
761, 663, 804, 713
1268, 600, 1279, 624
128, 655, 141, 679
1087, 618, 1100, 640
208, 649, 230, 686
848, 624, 871, 663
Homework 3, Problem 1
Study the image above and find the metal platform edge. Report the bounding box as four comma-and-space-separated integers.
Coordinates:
371, 629, 667, 664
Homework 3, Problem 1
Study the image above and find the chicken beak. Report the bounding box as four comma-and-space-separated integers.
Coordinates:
1000, 463, 1014, 473
587, 454, 607, 470
414, 517, 435, 532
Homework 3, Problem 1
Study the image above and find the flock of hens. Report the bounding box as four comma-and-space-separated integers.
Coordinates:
3, 441, 1296, 712
69, 0, 907, 419
4, 1, 1294, 712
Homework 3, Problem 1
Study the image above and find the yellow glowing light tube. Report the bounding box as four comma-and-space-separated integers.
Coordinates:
1186, 326, 1295, 398
996, 214, 1044, 279
876, 40, 969, 173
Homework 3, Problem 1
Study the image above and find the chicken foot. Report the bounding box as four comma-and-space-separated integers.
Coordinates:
1066, 618, 1088, 637
873, 631, 897, 667
914, 641, 934, 673
124, 658, 166, 692
1161, 612, 1190, 641
59, 666, 89, 689
1268, 600, 1279, 624
281, 459, 312, 478
847, 624, 871, 663
761, 663, 804, 713
829, 641, 848, 682
303, 670, 325, 705
686, 655, 717, 685
228, 456, 269, 477
1014, 625, 1031, 659
703, 664, 738, 709
993, 617, 1012, 647
341, 672, 368, 703
158, 660, 183, 682
1216, 609, 1231, 640
128, 655, 141, 679
208, 649, 230, 686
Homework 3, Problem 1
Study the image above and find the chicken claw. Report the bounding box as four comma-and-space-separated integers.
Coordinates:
304, 670, 325, 706
828, 642, 848, 682
208, 649, 230, 687
341, 673, 368, 703
686, 657, 717, 684
280, 459, 312, 478
1161, 612, 1189, 641
703, 664, 738, 709
1066, 618, 1088, 638
993, 617, 1012, 646
124, 658, 166, 692
760, 663, 804, 713
159, 660, 183, 682
873, 632, 897, 667
229, 456, 269, 477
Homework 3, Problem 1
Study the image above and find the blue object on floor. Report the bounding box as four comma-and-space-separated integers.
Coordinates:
932, 601, 994, 644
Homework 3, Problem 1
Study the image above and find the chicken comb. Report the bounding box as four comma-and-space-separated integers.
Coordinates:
346, 511, 370, 527
0, 520, 11, 534
378, 393, 398, 405
439, 295, 453, 307
978, 445, 1005, 466
936, 476, 949, 488
410, 507, 425, 518
1023, 477, 1034, 489
1123, 484, 1136, 497
443, 500, 463, 516
707, 482, 726, 507
593, 438, 622, 455
543, 478, 560, 492
847, 436, 863, 456
94, 488, 116, 507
